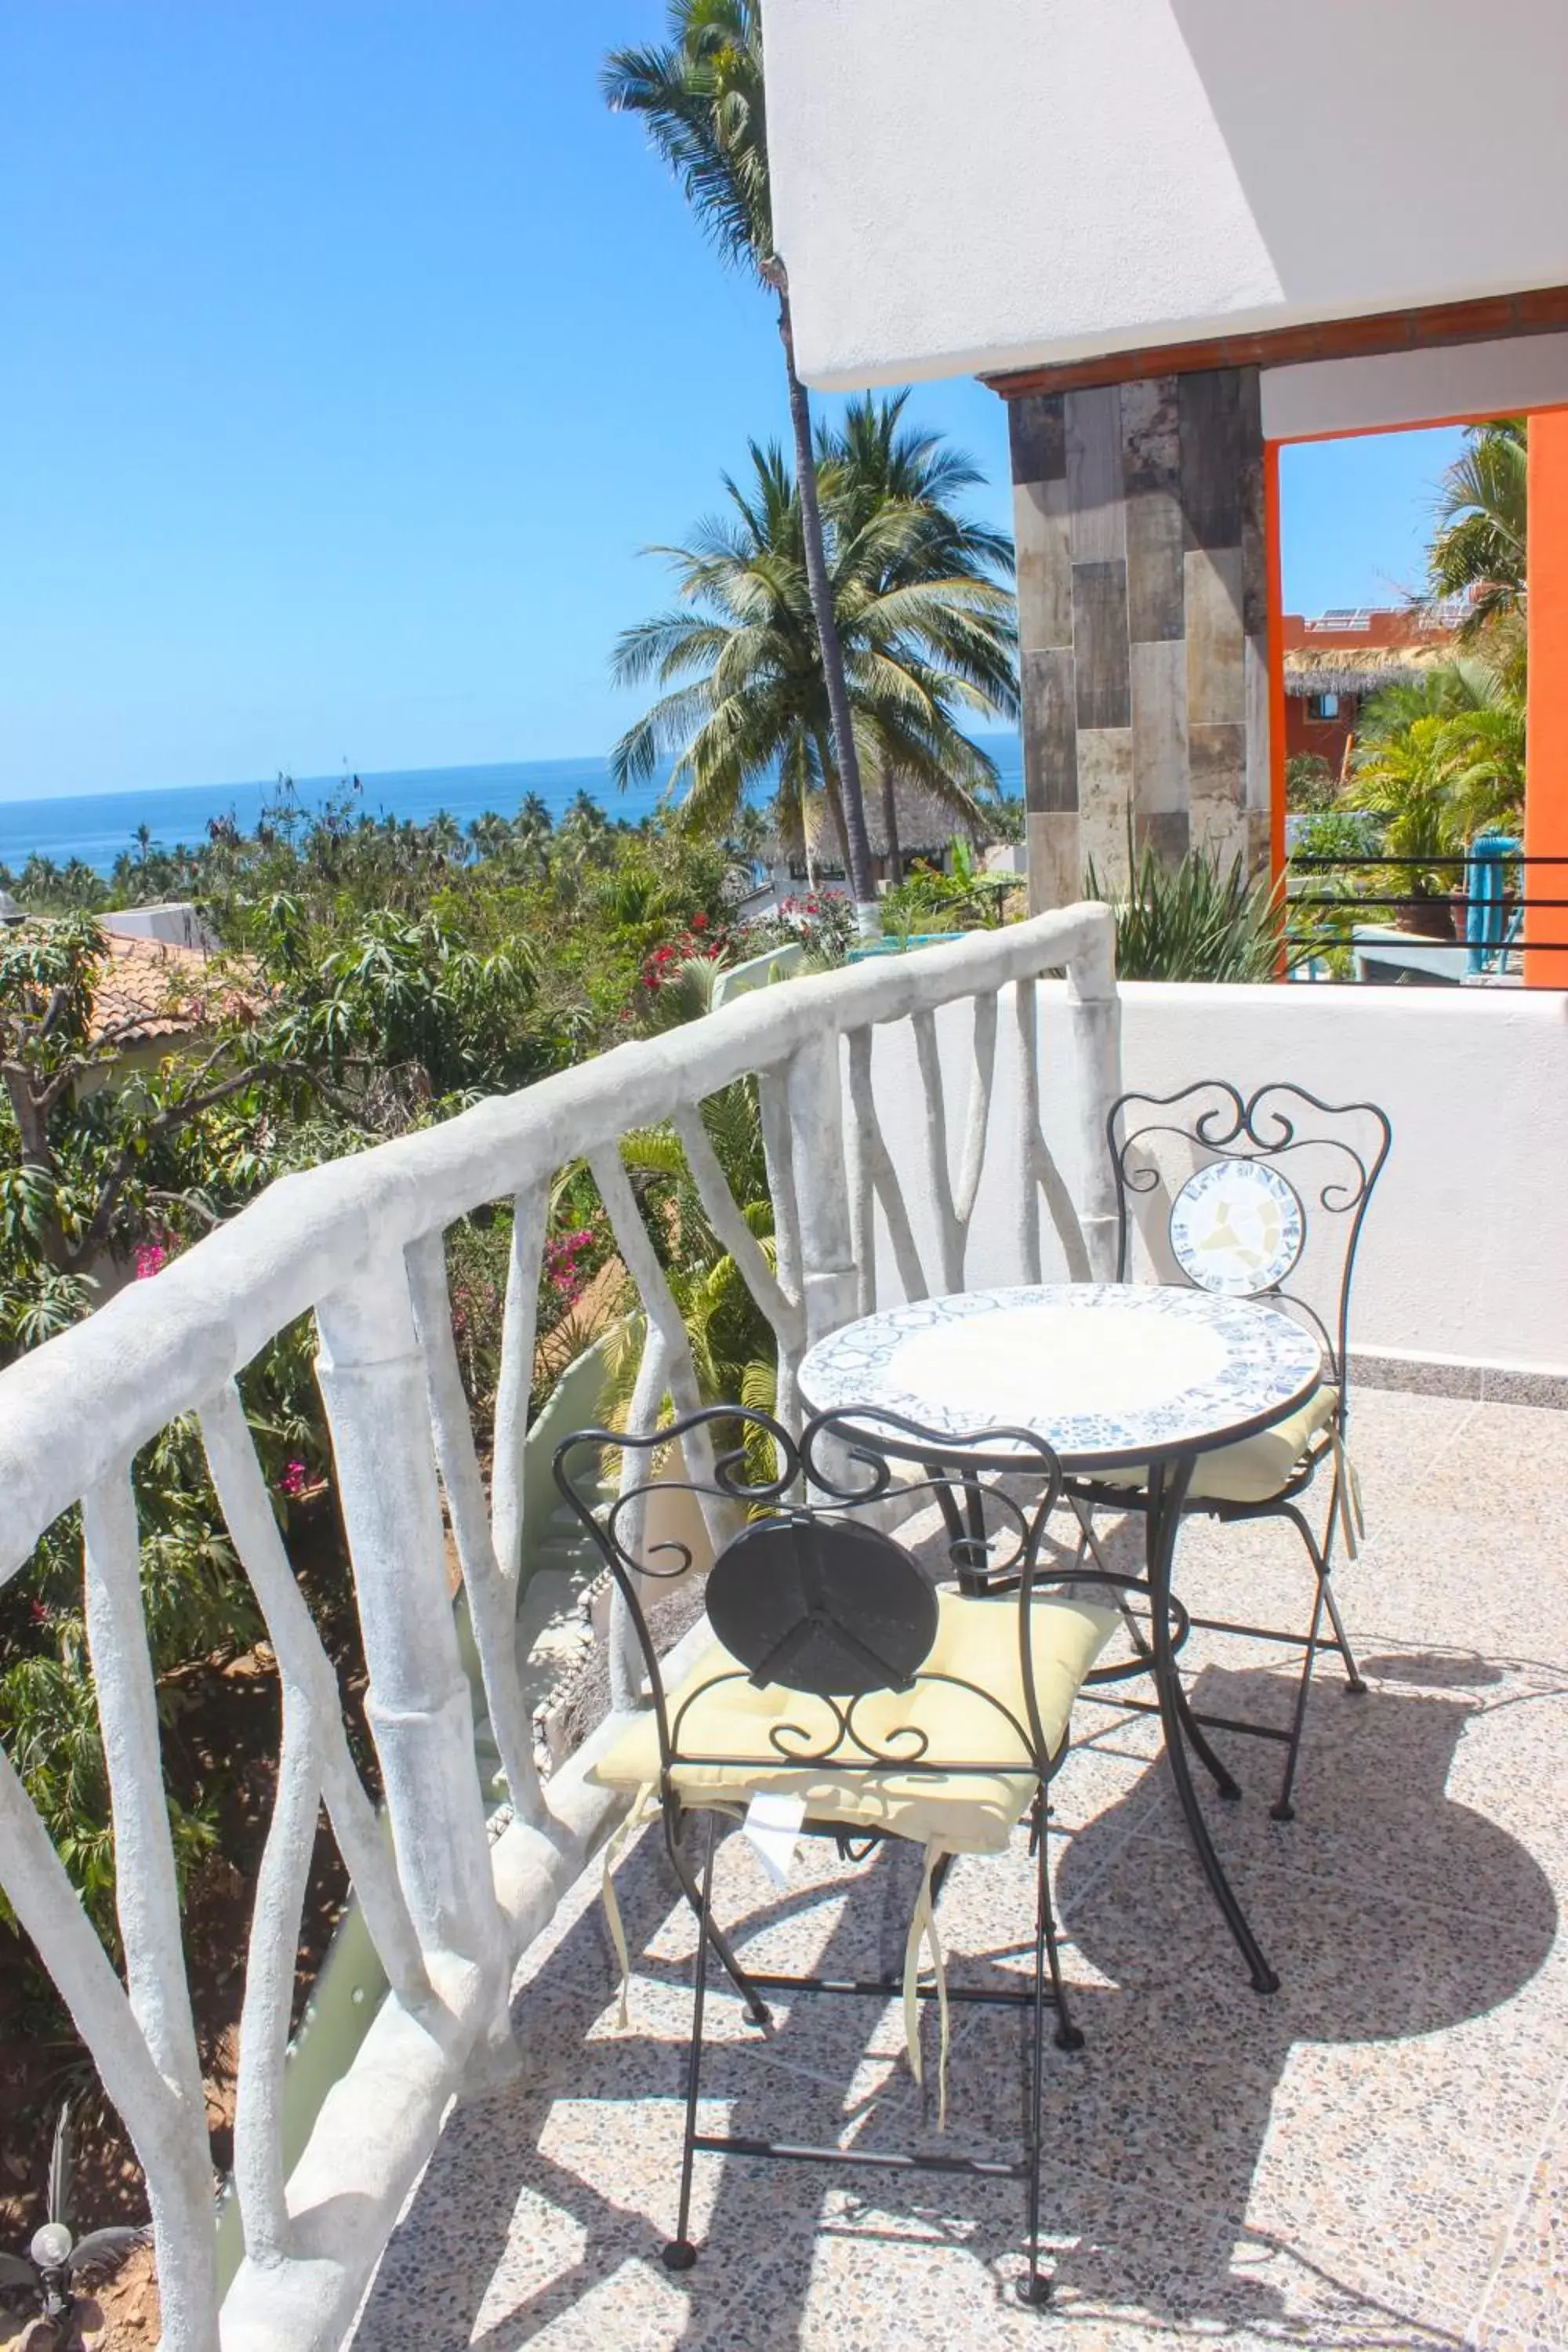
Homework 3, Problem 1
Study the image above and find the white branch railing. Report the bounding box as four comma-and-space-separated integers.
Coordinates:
0, 906, 1119, 2352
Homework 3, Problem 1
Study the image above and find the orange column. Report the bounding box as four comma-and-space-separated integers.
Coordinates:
1525, 411, 1568, 986
1264, 443, 1287, 891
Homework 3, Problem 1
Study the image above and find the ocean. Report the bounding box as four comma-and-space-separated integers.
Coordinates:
0, 738, 1025, 879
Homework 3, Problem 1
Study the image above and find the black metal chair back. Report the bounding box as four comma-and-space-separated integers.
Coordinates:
1106, 1080, 1391, 1392
553, 1402, 1094, 1786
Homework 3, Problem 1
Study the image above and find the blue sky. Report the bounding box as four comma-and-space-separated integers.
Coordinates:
0, 2, 1465, 803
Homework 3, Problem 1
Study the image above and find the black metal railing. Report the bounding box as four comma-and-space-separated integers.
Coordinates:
1286, 849, 1568, 979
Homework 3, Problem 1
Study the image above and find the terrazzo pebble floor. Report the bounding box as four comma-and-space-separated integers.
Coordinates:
352, 1387, 1568, 2352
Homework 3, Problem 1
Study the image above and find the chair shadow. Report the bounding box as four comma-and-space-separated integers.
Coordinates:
351, 1661, 1557, 2350
1040, 1661, 1557, 2336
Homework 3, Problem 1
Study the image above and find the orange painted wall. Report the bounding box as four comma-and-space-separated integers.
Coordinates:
1265, 445, 1286, 887
1525, 412, 1568, 987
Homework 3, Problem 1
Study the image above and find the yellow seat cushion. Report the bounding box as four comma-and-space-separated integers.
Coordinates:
1091, 1382, 1340, 1507
590, 1587, 1118, 1857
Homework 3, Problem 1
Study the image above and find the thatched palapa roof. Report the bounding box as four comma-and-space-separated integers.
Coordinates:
1283, 644, 1446, 699
766, 779, 987, 867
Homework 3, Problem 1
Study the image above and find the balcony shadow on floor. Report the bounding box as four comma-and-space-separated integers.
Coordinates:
351, 1660, 1557, 2350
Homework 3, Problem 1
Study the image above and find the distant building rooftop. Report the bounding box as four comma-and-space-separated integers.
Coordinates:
1282, 604, 1459, 699
92, 933, 229, 1046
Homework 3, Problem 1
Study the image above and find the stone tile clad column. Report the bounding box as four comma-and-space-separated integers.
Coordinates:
1009, 367, 1269, 913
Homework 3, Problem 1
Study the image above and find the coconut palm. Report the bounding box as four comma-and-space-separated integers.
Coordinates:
1355, 654, 1514, 752
610, 404, 1018, 864
1429, 420, 1527, 645
466, 811, 513, 862
828, 393, 1016, 881
603, 0, 881, 931
1346, 705, 1524, 898
510, 793, 555, 877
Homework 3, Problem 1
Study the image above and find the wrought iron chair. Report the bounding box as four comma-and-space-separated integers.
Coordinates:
1074, 1080, 1392, 1820
553, 1402, 1131, 2307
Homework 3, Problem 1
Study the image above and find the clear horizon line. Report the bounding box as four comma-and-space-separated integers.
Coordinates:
0, 729, 1022, 811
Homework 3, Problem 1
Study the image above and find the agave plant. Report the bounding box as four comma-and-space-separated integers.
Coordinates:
1083, 829, 1284, 983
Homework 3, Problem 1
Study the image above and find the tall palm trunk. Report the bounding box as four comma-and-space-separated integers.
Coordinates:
775, 282, 880, 935
880, 763, 903, 887
811, 728, 852, 883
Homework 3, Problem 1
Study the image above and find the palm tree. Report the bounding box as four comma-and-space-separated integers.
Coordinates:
1355, 654, 1512, 752
603, 0, 881, 932
1346, 705, 1524, 899
828, 393, 1016, 883
467, 811, 512, 862
610, 402, 1018, 869
509, 792, 554, 878
425, 810, 465, 865
562, 788, 608, 834
1429, 420, 1527, 646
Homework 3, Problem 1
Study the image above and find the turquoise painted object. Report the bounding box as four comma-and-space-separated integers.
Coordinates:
1465, 834, 1522, 975
846, 931, 973, 961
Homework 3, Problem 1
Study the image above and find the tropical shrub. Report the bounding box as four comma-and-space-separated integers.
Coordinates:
735, 894, 858, 967
1084, 834, 1283, 982
880, 838, 1019, 936
1286, 753, 1338, 812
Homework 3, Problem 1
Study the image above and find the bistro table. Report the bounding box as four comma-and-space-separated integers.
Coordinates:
797, 1281, 1326, 1994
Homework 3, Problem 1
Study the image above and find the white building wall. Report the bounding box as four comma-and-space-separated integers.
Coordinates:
1261, 334, 1568, 444
852, 981, 1568, 1381
764, 0, 1568, 391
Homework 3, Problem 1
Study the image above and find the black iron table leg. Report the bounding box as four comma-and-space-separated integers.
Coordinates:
1147, 1457, 1279, 1995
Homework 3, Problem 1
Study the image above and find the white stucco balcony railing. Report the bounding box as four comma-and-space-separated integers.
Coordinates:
0, 905, 1121, 2352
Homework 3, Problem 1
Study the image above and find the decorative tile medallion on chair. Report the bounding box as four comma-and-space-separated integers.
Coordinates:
1169, 1159, 1306, 1297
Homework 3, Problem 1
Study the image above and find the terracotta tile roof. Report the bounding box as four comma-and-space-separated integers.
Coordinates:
91, 935, 249, 1046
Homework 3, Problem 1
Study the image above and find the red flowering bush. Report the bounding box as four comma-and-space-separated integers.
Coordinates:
733, 892, 857, 966
639, 924, 731, 996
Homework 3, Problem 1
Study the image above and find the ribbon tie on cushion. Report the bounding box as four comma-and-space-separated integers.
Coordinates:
1330, 1425, 1365, 1561
601, 1781, 659, 2028
902, 1839, 953, 2131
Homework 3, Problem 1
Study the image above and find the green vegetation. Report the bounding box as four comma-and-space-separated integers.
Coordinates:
881, 838, 1020, 938
1286, 752, 1338, 812
1, 332, 1029, 1948
0, 781, 848, 1942
1429, 419, 1527, 662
